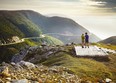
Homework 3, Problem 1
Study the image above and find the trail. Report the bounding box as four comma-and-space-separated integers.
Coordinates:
0, 35, 45, 46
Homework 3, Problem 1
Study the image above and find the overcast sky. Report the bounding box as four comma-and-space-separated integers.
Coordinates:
0, 0, 116, 39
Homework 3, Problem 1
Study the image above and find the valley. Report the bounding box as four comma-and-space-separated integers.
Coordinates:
0, 10, 116, 83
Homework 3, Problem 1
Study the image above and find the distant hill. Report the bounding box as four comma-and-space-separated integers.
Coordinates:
0, 10, 100, 44
21, 10, 101, 43
0, 10, 63, 62
0, 11, 42, 39
99, 36, 116, 45
0, 10, 63, 45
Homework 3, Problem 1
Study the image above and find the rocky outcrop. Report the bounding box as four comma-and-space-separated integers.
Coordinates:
0, 62, 81, 83
11, 45, 65, 64
11, 46, 30, 63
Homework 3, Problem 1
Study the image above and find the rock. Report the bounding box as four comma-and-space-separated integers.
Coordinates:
11, 62, 16, 66
11, 79, 28, 83
105, 78, 112, 83
6, 81, 11, 83
1, 62, 6, 66
49, 68, 59, 73
0, 79, 3, 83
31, 81, 39, 83
14, 64, 23, 71
86, 80, 92, 83
6, 77, 11, 81
17, 61, 35, 69
97, 79, 104, 83
0, 66, 10, 77
38, 78, 43, 83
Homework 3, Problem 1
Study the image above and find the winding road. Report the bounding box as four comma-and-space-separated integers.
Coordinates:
0, 35, 46, 46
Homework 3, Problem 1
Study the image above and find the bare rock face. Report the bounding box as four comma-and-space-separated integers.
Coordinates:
11, 45, 65, 64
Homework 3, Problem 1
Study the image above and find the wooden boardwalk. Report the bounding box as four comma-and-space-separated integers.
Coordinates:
74, 45, 108, 56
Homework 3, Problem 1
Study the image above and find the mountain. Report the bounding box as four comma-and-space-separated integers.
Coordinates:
0, 10, 100, 44
0, 10, 63, 45
0, 11, 41, 39
99, 36, 116, 45
20, 10, 101, 43
0, 10, 63, 63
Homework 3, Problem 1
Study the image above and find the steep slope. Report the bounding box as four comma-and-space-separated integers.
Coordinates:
0, 10, 63, 45
21, 10, 101, 43
0, 11, 42, 39
99, 36, 116, 45
0, 10, 63, 62
30, 35, 63, 45
15, 45, 112, 82
42, 52, 111, 79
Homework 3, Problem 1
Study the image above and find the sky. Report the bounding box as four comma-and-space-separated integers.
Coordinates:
0, 0, 116, 39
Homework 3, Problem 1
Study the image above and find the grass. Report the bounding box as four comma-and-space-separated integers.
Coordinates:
40, 44, 116, 82
103, 54, 116, 82
24, 39, 37, 46
42, 52, 112, 82
91, 43, 116, 50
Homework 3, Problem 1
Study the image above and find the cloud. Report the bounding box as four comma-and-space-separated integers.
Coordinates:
91, 0, 116, 12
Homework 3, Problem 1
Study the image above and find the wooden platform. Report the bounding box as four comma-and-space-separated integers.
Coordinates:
74, 45, 108, 56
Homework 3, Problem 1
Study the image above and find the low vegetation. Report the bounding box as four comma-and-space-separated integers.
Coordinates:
0, 39, 37, 63
103, 54, 116, 82
37, 45, 115, 82
91, 43, 116, 50
0, 42, 116, 82
42, 52, 111, 82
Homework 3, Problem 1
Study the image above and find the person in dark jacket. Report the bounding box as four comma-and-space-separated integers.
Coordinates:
85, 32, 89, 48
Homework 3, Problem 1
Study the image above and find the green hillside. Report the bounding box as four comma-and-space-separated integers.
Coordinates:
0, 11, 42, 42
0, 11, 63, 45
41, 52, 112, 82
0, 39, 37, 63
30, 35, 63, 45
0, 11, 64, 63
38, 45, 115, 82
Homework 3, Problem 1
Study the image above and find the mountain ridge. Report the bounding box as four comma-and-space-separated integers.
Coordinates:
99, 36, 116, 45
0, 10, 63, 45
0, 10, 101, 44
18, 10, 100, 43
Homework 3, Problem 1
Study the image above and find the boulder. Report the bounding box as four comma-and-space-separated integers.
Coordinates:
11, 79, 28, 83
17, 61, 35, 69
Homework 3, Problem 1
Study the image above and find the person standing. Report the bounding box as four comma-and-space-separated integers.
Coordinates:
81, 34, 85, 48
85, 32, 89, 48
